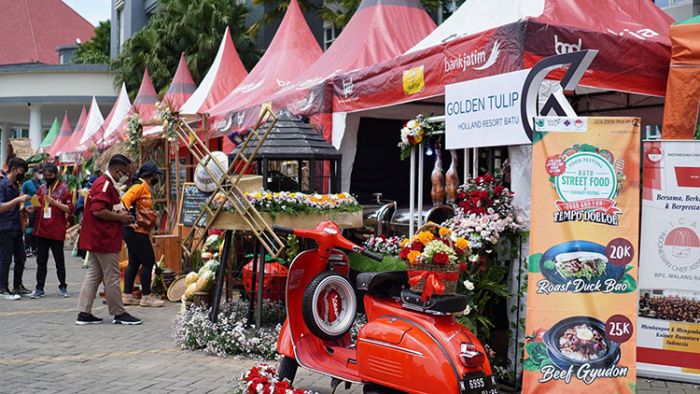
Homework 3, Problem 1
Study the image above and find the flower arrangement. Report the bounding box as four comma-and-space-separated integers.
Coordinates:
126, 113, 143, 161
445, 173, 523, 266
397, 114, 442, 160
363, 235, 406, 256
156, 101, 177, 141
397, 224, 470, 302
237, 364, 314, 394
212, 191, 362, 215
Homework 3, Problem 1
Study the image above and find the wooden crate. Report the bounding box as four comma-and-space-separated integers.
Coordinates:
210, 211, 363, 230
153, 234, 182, 274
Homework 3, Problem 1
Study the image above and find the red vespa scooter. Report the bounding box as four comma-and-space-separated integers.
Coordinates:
273, 221, 496, 394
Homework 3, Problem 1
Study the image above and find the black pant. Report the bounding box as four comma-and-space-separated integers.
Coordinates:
0, 229, 25, 291
123, 228, 155, 295
36, 237, 67, 291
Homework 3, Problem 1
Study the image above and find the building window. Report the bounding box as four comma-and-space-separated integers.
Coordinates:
324, 25, 341, 50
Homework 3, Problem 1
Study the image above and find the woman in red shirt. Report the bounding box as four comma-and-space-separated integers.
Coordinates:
30, 163, 73, 299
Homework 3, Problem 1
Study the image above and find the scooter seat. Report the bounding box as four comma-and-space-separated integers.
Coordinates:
400, 289, 468, 315
356, 271, 408, 298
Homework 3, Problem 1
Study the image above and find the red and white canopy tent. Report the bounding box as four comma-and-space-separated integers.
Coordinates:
207, 0, 323, 151
103, 69, 160, 146
180, 27, 248, 118
47, 105, 86, 158
44, 111, 74, 157
208, 0, 437, 143
60, 97, 105, 163
96, 83, 132, 148
329, 0, 673, 190
144, 52, 197, 137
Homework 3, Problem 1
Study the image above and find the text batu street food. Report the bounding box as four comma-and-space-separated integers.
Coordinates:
558, 324, 608, 362
550, 251, 608, 281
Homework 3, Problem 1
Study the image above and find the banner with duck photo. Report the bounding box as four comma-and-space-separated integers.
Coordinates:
523, 117, 641, 393
637, 140, 700, 384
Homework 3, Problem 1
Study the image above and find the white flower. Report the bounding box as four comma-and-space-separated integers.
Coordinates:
463, 280, 474, 291
463, 305, 471, 316
407, 120, 417, 129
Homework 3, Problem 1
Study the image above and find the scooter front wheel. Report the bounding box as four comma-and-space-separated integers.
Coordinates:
302, 271, 357, 340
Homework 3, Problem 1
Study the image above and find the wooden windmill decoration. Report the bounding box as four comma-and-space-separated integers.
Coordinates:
174, 108, 285, 261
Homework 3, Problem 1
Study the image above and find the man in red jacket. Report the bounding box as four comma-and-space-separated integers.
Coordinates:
76, 154, 142, 325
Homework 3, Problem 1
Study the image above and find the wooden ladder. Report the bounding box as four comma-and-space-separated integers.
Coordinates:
176, 109, 285, 260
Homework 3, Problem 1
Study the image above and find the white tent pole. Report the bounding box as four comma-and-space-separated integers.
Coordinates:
418, 143, 424, 228
409, 147, 416, 237
472, 147, 478, 177
463, 148, 469, 183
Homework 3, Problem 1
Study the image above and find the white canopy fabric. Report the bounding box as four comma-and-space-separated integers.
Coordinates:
101, 83, 132, 143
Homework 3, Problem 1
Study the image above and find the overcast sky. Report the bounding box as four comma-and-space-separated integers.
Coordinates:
64, 0, 111, 26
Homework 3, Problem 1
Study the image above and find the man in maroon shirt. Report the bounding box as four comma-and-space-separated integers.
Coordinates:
76, 155, 142, 325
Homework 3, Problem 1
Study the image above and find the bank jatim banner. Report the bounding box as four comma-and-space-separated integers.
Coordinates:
523, 117, 641, 393
637, 140, 700, 384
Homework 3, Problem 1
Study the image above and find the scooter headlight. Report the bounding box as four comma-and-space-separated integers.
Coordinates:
459, 343, 485, 367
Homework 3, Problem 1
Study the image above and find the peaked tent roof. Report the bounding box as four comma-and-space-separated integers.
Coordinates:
210, 0, 436, 140
165, 53, 197, 110
333, 0, 674, 115
99, 83, 132, 144
106, 70, 160, 144
40, 117, 60, 150
180, 27, 248, 115
0, 0, 95, 65
46, 109, 78, 157
61, 98, 104, 162
207, 0, 322, 134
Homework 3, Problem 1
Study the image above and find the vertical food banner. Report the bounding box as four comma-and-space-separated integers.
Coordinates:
523, 117, 641, 393
637, 140, 700, 383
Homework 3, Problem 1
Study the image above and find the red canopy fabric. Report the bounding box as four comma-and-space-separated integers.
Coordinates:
45, 111, 73, 157
180, 27, 248, 114
333, 0, 673, 115
166, 53, 196, 110
105, 69, 160, 145
50, 106, 85, 156
207, 0, 322, 137
96, 83, 132, 146
210, 0, 436, 141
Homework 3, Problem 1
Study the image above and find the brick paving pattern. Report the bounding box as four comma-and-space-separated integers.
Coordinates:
0, 254, 697, 393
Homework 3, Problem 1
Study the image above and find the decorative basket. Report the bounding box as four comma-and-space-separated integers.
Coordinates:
409, 263, 459, 295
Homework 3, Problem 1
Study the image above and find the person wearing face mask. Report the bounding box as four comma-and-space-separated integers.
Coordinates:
120, 161, 165, 307
0, 157, 30, 300
30, 163, 73, 299
22, 166, 42, 257
76, 154, 142, 325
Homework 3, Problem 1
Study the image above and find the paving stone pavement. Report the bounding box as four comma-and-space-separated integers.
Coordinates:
0, 253, 698, 394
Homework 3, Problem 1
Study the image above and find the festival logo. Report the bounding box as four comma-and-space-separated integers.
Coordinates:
547, 144, 626, 226
658, 221, 700, 275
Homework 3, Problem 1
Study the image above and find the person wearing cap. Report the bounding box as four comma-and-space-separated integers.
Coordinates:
120, 161, 164, 307
76, 154, 142, 325
22, 165, 42, 258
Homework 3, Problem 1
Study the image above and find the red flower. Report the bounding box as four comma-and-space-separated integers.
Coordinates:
479, 264, 487, 271
476, 176, 483, 184
438, 238, 450, 246
480, 256, 487, 263
458, 191, 467, 200
459, 262, 467, 272
410, 242, 424, 252
483, 174, 494, 183
494, 185, 505, 195
399, 248, 411, 259
432, 252, 449, 265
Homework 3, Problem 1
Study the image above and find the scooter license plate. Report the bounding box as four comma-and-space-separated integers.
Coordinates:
462, 372, 498, 394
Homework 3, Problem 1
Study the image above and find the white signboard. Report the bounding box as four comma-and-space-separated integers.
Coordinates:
637, 140, 700, 384
445, 69, 530, 149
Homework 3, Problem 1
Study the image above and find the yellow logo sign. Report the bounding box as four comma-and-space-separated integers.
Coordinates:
403, 66, 425, 95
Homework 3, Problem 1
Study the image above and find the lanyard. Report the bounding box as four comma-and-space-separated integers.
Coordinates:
44, 182, 59, 209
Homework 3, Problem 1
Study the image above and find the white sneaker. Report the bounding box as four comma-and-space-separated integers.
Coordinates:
2, 293, 21, 301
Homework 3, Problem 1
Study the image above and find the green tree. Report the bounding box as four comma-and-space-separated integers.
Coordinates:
72, 21, 111, 64
113, 0, 260, 97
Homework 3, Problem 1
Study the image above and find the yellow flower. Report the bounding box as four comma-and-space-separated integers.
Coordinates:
455, 237, 469, 250
407, 250, 421, 265
338, 193, 347, 199
439, 227, 451, 237
415, 133, 423, 144
265, 193, 273, 199
253, 192, 262, 199
418, 231, 434, 244
400, 238, 409, 248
